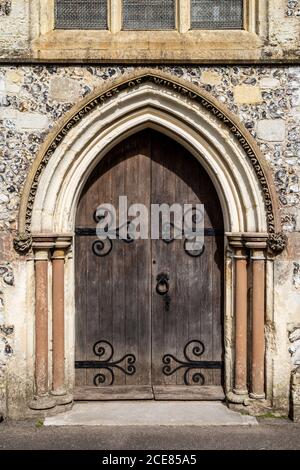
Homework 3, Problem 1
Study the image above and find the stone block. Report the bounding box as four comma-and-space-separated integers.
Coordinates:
234, 85, 263, 104
0, 109, 49, 130
16, 111, 49, 130
6, 70, 23, 85
260, 77, 280, 89
257, 119, 286, 141
49, 77, 82, 102
200, 71, 222, 86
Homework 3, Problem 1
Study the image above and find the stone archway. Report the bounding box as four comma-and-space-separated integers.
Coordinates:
14, 70, 286, 413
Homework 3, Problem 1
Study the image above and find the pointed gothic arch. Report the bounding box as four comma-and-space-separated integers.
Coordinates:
15, 70, 286, 413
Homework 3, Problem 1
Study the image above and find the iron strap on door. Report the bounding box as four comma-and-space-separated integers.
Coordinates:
75, 339, 224, 387
75, 340, 136, 386
162, 340, 224, 386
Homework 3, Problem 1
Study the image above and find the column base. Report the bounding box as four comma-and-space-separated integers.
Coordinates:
226, 391, 250, 405
51, 387, 67, 397
28, 395, 56, 410
51, 391, 73, 406
233, 388, 249, 396
249, 392, 265, 400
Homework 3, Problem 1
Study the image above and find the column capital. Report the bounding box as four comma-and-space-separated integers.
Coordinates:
32, 235, 73, 256
52, 236, 73, 260
244, 234, 268, 251
54, 235, 73, 249
32, 237, 55, 261
226, 233, 245, 249
226, 233, 268, 250
32, 235, 56, 252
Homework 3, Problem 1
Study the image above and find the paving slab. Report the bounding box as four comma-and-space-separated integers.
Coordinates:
44, 401, 257, 426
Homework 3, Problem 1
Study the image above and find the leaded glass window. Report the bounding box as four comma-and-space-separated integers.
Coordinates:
123, 0, 176, 30
191, 0, 244, 30
55, 0, 108, 30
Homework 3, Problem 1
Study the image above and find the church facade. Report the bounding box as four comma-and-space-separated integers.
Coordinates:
0, 1, 300, 420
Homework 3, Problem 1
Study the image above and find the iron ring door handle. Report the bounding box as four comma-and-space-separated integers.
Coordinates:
156, 273, 169, 295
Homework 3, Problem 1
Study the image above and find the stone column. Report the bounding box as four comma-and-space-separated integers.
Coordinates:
246, 235, 268, 400
30, 237, 56, 410
228, 235, 249, 399
51, 238, 72, 404
234, 248, 249, 396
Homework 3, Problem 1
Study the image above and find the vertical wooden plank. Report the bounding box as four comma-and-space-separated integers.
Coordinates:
75, 188, 87, 386
212, 234, 224, 385
85, 166, 102, 387
151, 131, 178, 386
74, 235, 87, 386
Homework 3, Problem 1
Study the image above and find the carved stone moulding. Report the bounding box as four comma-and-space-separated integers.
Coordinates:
14, 73, 279, 255
267, 232, 288, 254
13, 232, 33, 255
228, 232, 287, 255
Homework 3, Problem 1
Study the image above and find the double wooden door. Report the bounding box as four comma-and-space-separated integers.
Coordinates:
75, 130, 224, 400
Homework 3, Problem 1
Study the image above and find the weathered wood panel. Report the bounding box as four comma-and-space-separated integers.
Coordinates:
75, 130, 224, 398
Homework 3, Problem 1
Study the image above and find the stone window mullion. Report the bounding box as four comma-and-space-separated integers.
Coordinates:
179, 0, 190, 33
110, 0, 122, 33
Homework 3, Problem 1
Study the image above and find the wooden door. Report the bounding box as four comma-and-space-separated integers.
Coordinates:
150, 132, 224, 400
75, 130, 224, 400
75, 134, 152, 399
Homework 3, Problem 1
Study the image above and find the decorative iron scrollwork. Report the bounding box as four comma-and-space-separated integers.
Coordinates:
162, 340, 223, 385
161, 207, 207, 257
93, 208, 134, 256
77, 212, 135, 257
92, 221, 134, 257
75, 340, 136, 386
92, 239, 113, 257
162, 222, 205, 257
184, 239, 205, 258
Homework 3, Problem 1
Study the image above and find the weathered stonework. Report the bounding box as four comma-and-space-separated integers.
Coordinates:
267, 232, 288, 253
293, 262, 300, 287
0, 1, 11, 17
0, 0, 300, 421
286, 0, 300, 16
0, 262, 14, 419
290, 367, 300, 422
289, 324, 300, 422
289, 327, 300, 365
0, 1, 298, 63
0, 65, 299, 235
